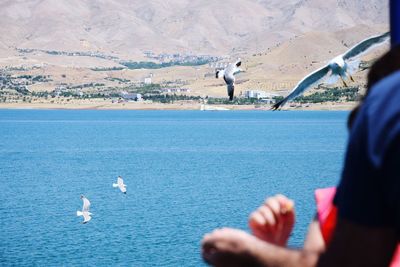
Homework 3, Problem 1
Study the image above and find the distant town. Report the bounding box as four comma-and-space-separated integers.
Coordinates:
0, 47, 364, 109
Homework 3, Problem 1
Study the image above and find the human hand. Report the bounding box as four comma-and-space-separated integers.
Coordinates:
201, 228, 262, 267
248, 194, 295, 246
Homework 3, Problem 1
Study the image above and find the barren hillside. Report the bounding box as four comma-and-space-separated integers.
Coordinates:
0, 0, 389, 58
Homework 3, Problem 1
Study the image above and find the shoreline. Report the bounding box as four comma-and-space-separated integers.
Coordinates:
0, 101, 356, 111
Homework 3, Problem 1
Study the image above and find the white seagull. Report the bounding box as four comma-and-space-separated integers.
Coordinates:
77, 195, 92, 224
113, 176, 127, 194
272, 32, 390, 110
216, 59, 243, 100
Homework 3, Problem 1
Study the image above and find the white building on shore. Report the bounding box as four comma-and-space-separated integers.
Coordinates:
243, 90, 279, 99
243, 90, 280, 104
120, 91, 143, 101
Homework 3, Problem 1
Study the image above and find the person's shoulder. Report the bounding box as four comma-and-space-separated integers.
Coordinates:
365, 70, 400, 108
362, 71, 400, 168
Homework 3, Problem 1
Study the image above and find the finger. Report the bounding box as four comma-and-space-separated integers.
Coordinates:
264, 197, 281, 216
249, 220, 274, 240
257, 206, 276, 226
249, 211, 266, 226
202, 233, 225, 255
249, 213, 273, 236
202, 230, 223, 246
264, 197, 288, 228
275, 194, 295, 214
274, 196, 296, 232
202, 236, 230, 254
202, 228, 232, 245
282, 200, 295, 215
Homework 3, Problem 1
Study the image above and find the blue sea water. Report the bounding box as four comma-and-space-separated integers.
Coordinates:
0, 110, 349, 266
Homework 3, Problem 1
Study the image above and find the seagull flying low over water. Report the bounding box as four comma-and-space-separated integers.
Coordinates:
77, 195, 92, 224
272, 32, 390, 110
216, 59, 243, 100
113, 176, 127, 194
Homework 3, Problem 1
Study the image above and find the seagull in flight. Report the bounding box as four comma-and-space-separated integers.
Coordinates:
272, 32, 390, 110
216, 59, 243, 100
77, 195, 92, 224
113, 176, 127, 194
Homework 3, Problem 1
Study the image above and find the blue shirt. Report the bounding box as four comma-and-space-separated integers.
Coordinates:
334, 71, 400, 237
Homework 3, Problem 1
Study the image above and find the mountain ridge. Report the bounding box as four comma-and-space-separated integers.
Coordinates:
0, 0, 389, 59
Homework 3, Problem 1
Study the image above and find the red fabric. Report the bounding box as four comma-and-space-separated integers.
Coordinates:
391, 247, 400, 267
315, 187, 400, 266
315, 187, 337, 244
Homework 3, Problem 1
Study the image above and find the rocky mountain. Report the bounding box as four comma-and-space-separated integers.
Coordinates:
0, 0, 389, 59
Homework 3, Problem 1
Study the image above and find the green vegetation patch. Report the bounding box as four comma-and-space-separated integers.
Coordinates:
120, 59, 210, 69
294, 86, 359, 103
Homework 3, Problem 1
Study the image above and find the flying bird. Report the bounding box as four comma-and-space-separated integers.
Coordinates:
77, 195, 92, 224
113, 176, 127, 194
216, 59, 243, 100
272, 32, 390, 110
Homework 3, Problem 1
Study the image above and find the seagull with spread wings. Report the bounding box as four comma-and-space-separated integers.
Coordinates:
216, 59, 243, 101
77, 195, 92, 224
113, 176, 127, 194
272, 32, 390, 110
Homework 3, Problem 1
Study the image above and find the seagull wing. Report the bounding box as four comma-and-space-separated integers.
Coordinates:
224, 63, 237, 77
343, 32, 390, 61
82, 212, 91, 223
272, 65, 331, 110
82, 197, 91, 212
233, 68, 244, 76
119, 184, 127, 193
225, 59, 242, 77
117, 177, 126, 193
216, 69, 225, 79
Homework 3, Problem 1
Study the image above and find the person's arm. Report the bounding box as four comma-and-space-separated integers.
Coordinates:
303, 217, 325, 253
201, 218, 397, 267
202, 227, 320, 267
202, 196, 325, 267
249, 236, 319, 267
